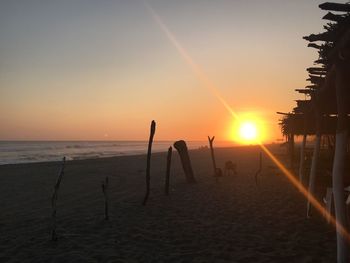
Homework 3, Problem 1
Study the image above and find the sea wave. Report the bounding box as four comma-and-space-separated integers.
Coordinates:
0, 140, 232, 165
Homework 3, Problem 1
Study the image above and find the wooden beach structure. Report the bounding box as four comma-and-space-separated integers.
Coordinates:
278, 2, 350, 262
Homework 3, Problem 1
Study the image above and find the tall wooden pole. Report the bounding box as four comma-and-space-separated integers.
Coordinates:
165, 146, 172, 195
142, 120, 156, 206
289, 133, 295, 170
51, 157, 66, 241
307, 130, 321, 218
102, 176, 109, 220
255, 151, 262, 185
299, 134, 307, 184
307, 103, 322, 218
332, 62, 349, 263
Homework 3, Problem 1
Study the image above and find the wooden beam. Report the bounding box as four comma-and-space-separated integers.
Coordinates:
295, 89, 314, 94
303, 32, 334, 42
276, 111, 291, 115
319, 2, 350, 12
307, 75, 325, 85
308, 43, 322, 49
308, 74, 325, 79
314, 59, 328, 65
323, 12, 346, 22
306, 85, 319, 89
307, 68, 327, 75
307, 67, 326, 71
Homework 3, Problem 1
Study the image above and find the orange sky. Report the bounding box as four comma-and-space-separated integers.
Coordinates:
0, 0, 334, 142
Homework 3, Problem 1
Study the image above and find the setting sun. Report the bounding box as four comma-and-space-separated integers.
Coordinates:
239, 122, 257, 141
229, 113, 267, 144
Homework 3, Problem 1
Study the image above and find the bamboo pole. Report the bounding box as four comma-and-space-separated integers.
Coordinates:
102, 177, 109, 220
51, 157, 66, 241
165, 146, 172, 195
142, 120, 156, 206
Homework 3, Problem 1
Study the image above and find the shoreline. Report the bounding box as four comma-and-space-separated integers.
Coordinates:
0, 140, 241, 166
0, 143, 271, 167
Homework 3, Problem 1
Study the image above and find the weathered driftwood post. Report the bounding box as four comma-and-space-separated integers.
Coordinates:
102, 176, 109, 220
173, 140, 196, 183
165, 146, 172, 195
142, 120, 156, 206
51, 157, 66, 241
208, 136, 220, 181
255, 151, 262, 185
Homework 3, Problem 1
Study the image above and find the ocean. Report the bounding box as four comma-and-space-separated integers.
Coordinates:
0, 140, 235, 165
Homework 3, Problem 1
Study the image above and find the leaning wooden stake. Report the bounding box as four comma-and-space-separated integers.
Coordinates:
254, 151, 262, 185
102, 177, 109, 220
165, 146, 172, 195
51, 157, 66, 241
142, 120, 156, 206
173, 140, 196, 184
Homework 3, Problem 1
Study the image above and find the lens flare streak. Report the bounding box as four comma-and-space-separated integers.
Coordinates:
145, 1, 350, 243
145, 2, 239, 121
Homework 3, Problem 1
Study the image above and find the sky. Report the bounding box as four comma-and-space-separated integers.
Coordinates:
0, 0, 340, 142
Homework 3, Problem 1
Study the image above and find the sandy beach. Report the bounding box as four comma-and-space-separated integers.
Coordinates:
0, 145, 337, 262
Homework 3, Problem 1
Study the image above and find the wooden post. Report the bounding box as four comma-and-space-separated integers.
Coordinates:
307, 133, 321, 218
289, 133, 295, 170
319, 2, 350, 12
332, 62, 349, 263
165, 146, 172, 195
307, 104, 322, 218
142, 120, 156, 206
51, 157, 66, 241
255, 151, 262, 185
173, 140, 196, 183
102, 177, 109, 220
298, 134, 307, 184
208, 136, 219, 181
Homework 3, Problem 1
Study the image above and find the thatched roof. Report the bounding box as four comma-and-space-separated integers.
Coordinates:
279, 114, 350, 136
278, 2, 350, 136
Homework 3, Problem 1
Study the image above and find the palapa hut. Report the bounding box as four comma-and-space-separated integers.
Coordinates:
278, 2, 350, 262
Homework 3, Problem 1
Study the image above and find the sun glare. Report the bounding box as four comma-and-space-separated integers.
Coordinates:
239, 122, 257, 141
230, 114, 266, 144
